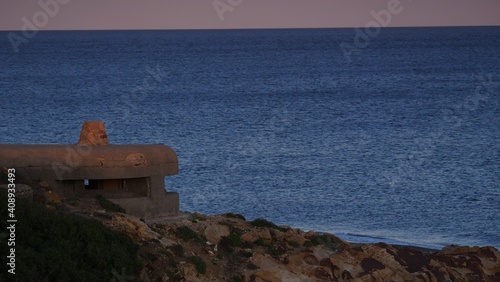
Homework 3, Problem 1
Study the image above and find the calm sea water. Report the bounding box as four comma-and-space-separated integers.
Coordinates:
1, 27, 499, 249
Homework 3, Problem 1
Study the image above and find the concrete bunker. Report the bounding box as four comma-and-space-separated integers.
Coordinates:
81, 177, 149, 196
0, 121, 179, 219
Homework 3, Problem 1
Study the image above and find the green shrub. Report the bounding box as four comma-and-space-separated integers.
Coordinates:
160, 248, 172, 258
238, 250, 253, 258
151, 225, 164, 237
219, 233, 242, 253
168, 244, 185, 257
303, 240, 314, 247
175, 226, 199, 242
240, 241, 254, 249
95, 194, 126, 213
303, 234, 344, 250
251, 218, 286, 231
233, 275, 243, 282
225, 213, 246, 220
162, 256, 182, 281
187, 256, 206, 275
220, 221, 245, 236
191, 213, 206, 222
255, 238, 278, 256
251, 218, 277, 228
287, 240, 300, 248
0, 189, 141, 282
229, 232, 242, 246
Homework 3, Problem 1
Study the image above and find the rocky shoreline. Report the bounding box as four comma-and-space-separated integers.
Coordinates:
2, 179, 500, 281
63, 192, 500, 281
104, 211, 500, 281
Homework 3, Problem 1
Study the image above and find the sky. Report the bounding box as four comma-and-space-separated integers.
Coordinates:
1, 0, 500, 31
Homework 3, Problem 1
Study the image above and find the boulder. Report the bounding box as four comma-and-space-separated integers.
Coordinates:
326, 243, 500, 282
241, 230, 260, 243
204, 224, 230, 244
283, 229, 307, 246
77, 121, 108, 146
241, 229, 273, 243
259, 229, 273, 242
104, 212, 160, 242
250, 253, 314, 282
285, 252, 334, 279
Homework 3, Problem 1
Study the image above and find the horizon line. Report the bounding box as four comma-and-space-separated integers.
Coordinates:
2, 24, 500, 33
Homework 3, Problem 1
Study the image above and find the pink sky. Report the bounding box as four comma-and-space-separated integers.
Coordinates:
1, 0, 499, 31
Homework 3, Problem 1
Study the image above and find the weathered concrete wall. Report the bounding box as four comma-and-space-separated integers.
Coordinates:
0, 121, 180, 218
0, 143, 180, 218
0, 144, 178, 179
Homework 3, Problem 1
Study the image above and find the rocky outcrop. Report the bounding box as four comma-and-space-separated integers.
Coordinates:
20, 189, 500, 282
77, 120, 108, 146
328, 243, 500, 281
88, 211, 499, 282
204, 224, 230, 244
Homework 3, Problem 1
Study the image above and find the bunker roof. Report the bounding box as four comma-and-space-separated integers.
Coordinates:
0, 121, 178, 180
0, 144, 178, 180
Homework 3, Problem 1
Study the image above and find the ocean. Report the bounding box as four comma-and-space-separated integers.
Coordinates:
1, 27, 499, 250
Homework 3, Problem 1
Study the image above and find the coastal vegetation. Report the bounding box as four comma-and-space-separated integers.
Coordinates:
0, 188, 141, 282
